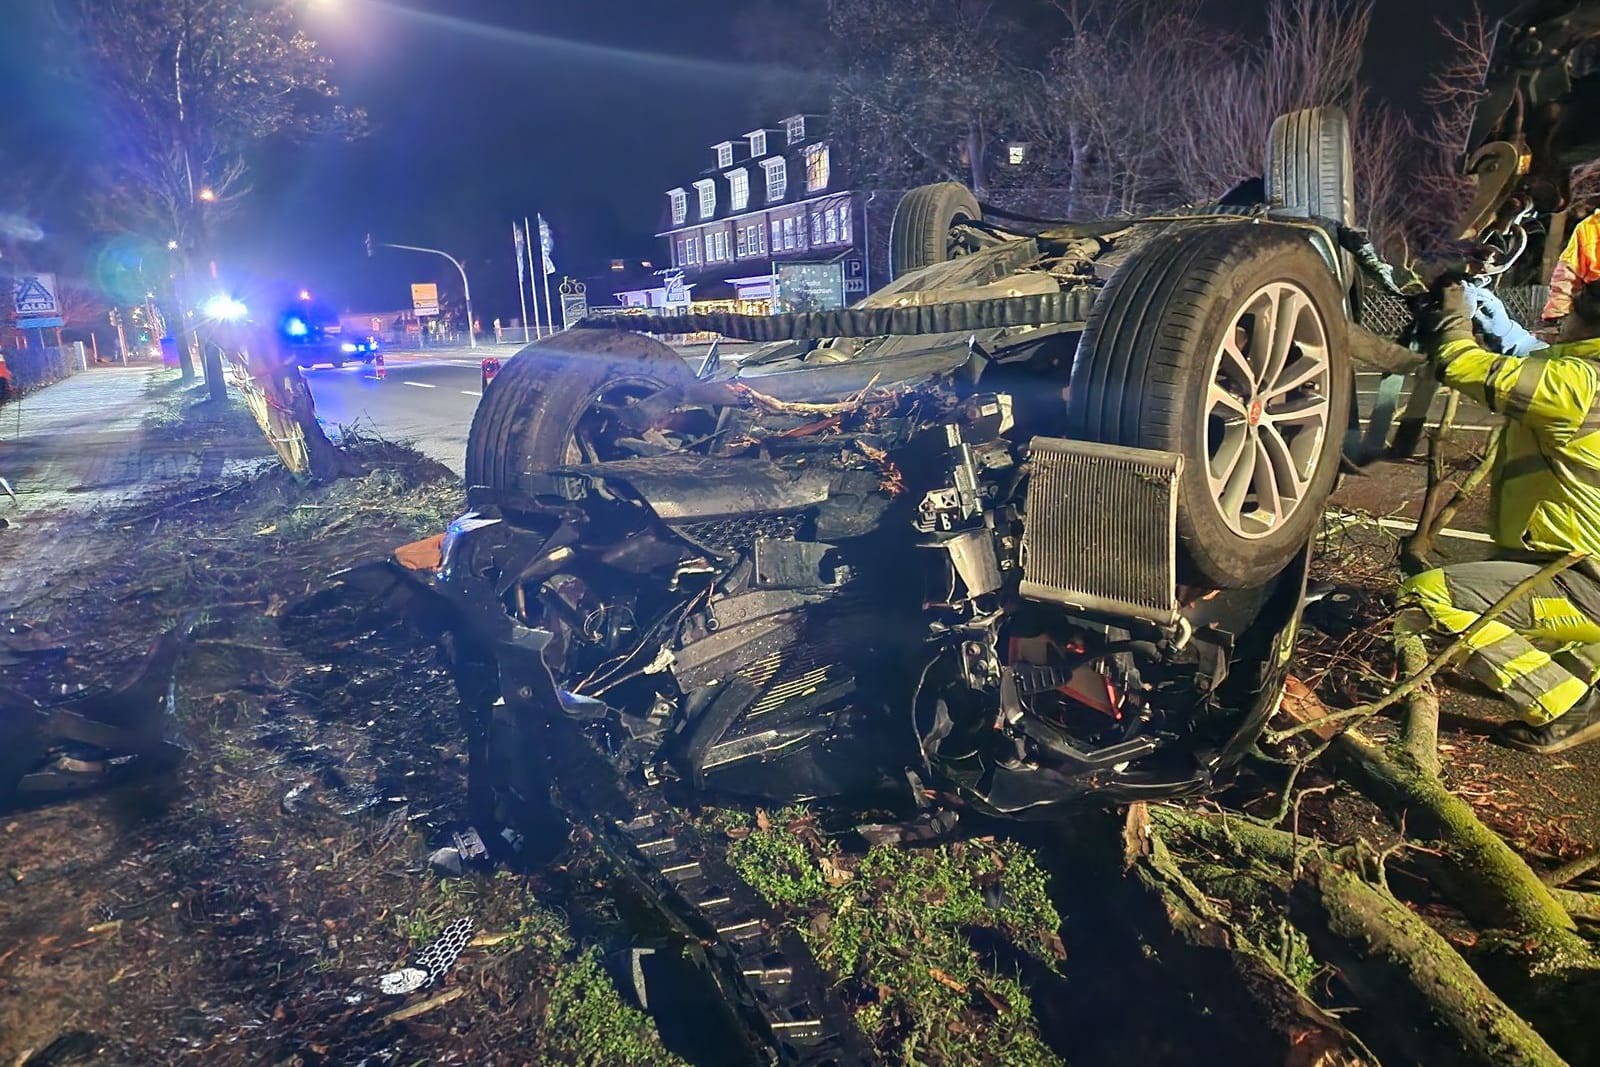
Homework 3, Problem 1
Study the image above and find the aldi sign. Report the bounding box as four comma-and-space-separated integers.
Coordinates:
14, 273, 62, 327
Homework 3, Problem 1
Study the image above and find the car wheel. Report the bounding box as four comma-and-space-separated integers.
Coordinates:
466, 328, 699, 495
1066, 224, 1351, 588
333, 358, 346, 369
1265, 106, 1356, 227
889, 182, 982, 280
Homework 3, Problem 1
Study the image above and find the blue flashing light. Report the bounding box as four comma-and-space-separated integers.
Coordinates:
284, 316, 308, 338
340, 341, 359, 353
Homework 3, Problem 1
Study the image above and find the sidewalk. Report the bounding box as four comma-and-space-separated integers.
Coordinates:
0, 367, 270, 516
0, 367, 273, 610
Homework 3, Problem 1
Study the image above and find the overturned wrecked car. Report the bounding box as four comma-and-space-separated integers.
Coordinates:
383, 108, 1377, 845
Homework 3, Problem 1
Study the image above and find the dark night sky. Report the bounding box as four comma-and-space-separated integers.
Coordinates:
0, 0, 1522, 321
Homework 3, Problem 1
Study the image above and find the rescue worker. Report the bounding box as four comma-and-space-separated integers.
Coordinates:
1401, 279, 1600, 754
1543, 204, 1600, 336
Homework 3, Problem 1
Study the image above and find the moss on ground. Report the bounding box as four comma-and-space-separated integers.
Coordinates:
725, 808, 1067, 1066
543, 948, 688, 1067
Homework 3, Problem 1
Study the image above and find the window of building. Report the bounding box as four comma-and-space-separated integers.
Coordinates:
783, 216, 796, 250
715, 141, 734, 170
669, 189, 687, 226
676, 238, 686, 266
729, 168, 749, 212
838, 200, 851, 239
804, 144, 830, 191
763, 158, 787, 202
771, 219, 782, 252
784, 115, 806, 145
824, 207, 839, 245
755, 223, 767, 255
811, 210, 824, 247
736, 226, 749, 258
688, 235, 701, 266
748, 129, 767, 158
693, 179, 716, 220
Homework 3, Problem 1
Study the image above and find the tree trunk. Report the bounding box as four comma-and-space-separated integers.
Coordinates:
1149, 806, 1572, 1067
1296, 857, 1569, 1067
1327, 727, 1590, 959
1129, 818, 1375, 1066
232, 325, 360, 481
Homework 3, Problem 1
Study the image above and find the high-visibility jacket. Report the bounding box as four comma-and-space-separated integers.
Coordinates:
1544, 212, 1600, 321
1436, 334, 1600, 555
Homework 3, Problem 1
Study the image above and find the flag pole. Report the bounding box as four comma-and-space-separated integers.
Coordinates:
539, 213, 557, 334
524, 215, 543, 339
513, 222, 531, 344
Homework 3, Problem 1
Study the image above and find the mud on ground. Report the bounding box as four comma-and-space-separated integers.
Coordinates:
0, 385, 1096, 1067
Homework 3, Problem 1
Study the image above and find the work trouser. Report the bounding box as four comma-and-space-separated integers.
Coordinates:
1400, 559, 1600, 725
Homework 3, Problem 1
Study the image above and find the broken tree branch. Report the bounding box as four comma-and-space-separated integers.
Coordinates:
1265, 551, 1589, 745
1298, 856, 1568, 1067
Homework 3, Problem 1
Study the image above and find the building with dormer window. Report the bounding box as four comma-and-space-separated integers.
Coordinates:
653, 113, 875, 313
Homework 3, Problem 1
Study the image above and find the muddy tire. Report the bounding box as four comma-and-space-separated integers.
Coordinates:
889, 182, 982, 280
1066, 225, 1351, 588
465, 329, 697, 495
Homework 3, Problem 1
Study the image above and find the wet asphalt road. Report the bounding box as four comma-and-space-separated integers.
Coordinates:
300, 349, 494, 475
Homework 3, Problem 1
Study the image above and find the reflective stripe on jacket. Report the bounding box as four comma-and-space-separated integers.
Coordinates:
1544, 213, 1600, 321
1436, 334, 1600, 555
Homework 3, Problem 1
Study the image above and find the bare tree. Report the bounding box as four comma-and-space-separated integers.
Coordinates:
64, 0, 366, 479
1414, 1, 1496, 252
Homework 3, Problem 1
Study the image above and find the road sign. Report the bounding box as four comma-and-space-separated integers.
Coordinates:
14, 273, 61, 326
411, 282, 439, 317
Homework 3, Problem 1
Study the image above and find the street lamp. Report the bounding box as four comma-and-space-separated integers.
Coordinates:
197, 187, 217, 203
365, 235, 477, 348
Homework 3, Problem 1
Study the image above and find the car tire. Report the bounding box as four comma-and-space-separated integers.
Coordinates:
889, 182, 982, 280
465, 328, 698, 495
1265, 106, 1356, 227
333, 358, 346, 369
1066, 224, 1351, 588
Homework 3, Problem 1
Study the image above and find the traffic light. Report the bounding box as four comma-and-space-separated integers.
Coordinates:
365, 233, 375, 257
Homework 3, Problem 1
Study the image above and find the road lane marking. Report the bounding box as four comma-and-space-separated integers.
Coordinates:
402, 381, 437, 389
461, 390, 482, 397
1328, 510, 1494, 545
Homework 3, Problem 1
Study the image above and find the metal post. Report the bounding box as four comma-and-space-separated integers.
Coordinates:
375, 241, 477, 348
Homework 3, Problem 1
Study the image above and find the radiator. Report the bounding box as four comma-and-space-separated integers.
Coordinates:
1019, 436, 1183, 624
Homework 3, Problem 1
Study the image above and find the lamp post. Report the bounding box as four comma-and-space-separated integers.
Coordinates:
366, 236, 477, 348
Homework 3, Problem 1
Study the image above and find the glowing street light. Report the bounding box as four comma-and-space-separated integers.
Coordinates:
197, 187, 217, 203
167, 240, 179, 250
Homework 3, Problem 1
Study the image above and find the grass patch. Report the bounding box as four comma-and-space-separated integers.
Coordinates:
723, 807, 1066, 1066
543, 948, 687, 1067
